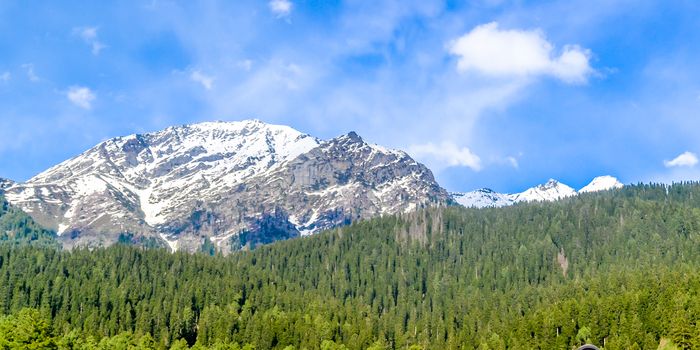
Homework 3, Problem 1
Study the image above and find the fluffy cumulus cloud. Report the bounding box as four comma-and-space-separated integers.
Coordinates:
66, 86, 96, 109
190, 70, 214, 90
408, 142, 482, 171
664, 151, 698, 168
449, 22, 594, 84
269, 0, 292, 18
73, 26, 106, 55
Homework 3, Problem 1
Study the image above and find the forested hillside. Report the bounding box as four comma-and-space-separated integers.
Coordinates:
0, 195, 56, 246
3, 183, 700, 349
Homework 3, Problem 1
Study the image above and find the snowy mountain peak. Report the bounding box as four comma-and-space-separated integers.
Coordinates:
5, 120, 449, 252
541, 179, 560, 188
321, 131, 408, 161
452, 175, 624, 208
32, 119, 320, 184
343, 131, 362, 141
511, 179, 576, 203
452, 188, 514, 208
579, 175, 623, 193
11, 119, 323, 232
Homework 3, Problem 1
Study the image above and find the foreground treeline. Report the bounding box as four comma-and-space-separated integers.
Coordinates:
2, 183, 700, 348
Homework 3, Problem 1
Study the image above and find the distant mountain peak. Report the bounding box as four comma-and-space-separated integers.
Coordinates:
345, 131, 361, 140
451, 188, 514, 208
332, 131, 366, 148
510, 178, 575, 203
541, 179, 560, 187
453, 176, 623, 208
579, 175, 623, 193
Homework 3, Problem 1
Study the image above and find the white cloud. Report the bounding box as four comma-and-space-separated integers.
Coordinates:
448, 22, 594, 84
408, 142, 482, 171
190, 70, 214, 90
506, 156, 519, 168
664, 151, 698, 168
73, 26, 106, 55
0, 72, 9, 82
66, 86, 96, 109
21, 64, 38, 82
269, 0, 292, 18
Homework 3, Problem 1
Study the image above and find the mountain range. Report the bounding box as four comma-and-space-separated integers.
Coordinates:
1, 120, 449, 252
451, 175, 624, 208
0, 119, 626, 252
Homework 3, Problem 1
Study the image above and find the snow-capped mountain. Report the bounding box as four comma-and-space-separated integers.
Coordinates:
510, 179, 576, 202
452, 176, 623, 208
579, 175, 624, 193
452, 188, 514, 208
3, 120, 450, 252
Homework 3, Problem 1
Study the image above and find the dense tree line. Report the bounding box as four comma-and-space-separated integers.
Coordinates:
2, 184, 700, 348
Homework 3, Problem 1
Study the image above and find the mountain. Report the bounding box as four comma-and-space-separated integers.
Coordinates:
3, 120, 450, 252
452, 188, 514, 208
579, 175, 624, 193
453, 176, 623, 208
510, 178, 576, 202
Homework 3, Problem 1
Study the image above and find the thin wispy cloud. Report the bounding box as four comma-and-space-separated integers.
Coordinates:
269, 0, 292, 18
408, 142, 482, 171
449, 22, 594, 84
664, 151, 698, 168
73, 26, 106, 55
190, 70, 214, 90
66, 86, 96, 110
237, 59, 253, 71
21, 64, 38, 82
0, 72, 9, 82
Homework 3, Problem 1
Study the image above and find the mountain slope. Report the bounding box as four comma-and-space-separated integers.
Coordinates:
0, 178, 13, 191
4, 120, 450, 251
0, 195, 56, 246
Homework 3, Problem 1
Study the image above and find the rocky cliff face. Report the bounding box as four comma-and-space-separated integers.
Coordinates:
0, 178, 13, 192
3, 120, 450, 252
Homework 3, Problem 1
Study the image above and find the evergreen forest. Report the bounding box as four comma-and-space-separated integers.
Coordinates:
2, 184, 700, 349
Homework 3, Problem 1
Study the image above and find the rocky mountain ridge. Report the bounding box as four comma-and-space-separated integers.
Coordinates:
3, 120, 450, 252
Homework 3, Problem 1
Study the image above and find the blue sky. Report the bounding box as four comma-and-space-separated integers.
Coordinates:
1, 0, 700, 193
